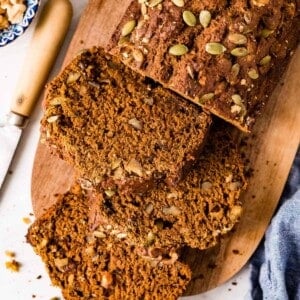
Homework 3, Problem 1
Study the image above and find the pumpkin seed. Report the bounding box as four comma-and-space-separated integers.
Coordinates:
260, 28, 274, 38
118, 36, 129, 45
231, 94, 242, 105
183, 10, 196, 27
50, 97, 64, 106
252, 0, 269, 7
171, 0, 184, 7
93, 231, 107, 239
169, 44, 188, 56
199, 93, 214, 103
47, 115, 60, 123
259, 55, 271, 65
104, 190, 116, 197
146, 232, 156, 245
244, 12, 252, 24
121, 20, 136, 36
128, 118, 143, 130
231, 63, 240, 77
228, 33, 247, 45
132, 49, 144, 63
199, 10, 211, 28
148, 0, 163, 8
248, 68, 259, 79
186, 65, 194, 79
67, 72, 81, 84
205, 42, 226, 55
231, 104, 242, 114
230, 47, 248, 57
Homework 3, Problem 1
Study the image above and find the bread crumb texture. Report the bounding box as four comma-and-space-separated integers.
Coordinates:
41, 47, 211, 194
27, 185, 191, 300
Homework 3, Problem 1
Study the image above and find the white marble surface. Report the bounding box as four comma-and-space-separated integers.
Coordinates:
0, 1, 253, 299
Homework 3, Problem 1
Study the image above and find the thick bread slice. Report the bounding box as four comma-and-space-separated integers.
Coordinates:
41, 47, 211, 194
90, 124, 247, 251
27, 184, 192, 300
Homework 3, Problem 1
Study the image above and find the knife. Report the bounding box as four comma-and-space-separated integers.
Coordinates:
0, 0, 73, 189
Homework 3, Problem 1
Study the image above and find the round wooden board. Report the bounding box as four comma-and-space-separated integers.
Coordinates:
31, 0, 300, 295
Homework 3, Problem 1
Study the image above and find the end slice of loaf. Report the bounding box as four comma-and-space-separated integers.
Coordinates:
89, 124, 247, 251
41, 47, 211, 194
27, 185, 192, 300
108, 0, 300, 132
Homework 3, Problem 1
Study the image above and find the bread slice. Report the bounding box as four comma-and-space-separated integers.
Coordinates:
41, 47, 211, 195
107, 0, 300, 131
89, 124, 247, 251
27, 184, 192, 300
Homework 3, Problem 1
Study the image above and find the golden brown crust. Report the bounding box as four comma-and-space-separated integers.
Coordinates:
108, 0, 300, 131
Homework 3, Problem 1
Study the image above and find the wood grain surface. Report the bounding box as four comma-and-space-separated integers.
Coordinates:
31, 0, 300, 295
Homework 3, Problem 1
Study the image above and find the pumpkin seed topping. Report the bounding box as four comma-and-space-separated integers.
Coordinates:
199, 10, 211, 28
260, 28, 274, 38
121, 20, 136, 36
259, 55, 271, 65
199, 93, 214, 103
248, 68, 259, 79
171, 0, 184, 7
231, 63, 240, 77
148, 0, 163, 8
228, 33, 247, 45
205, 42, 226, 55
169, 44, 189, 56
47, 115, 60, 123
183, 10, 196, 27
231, 94, 242, 105
132, 49, 144, 63
231, 47, 248, 57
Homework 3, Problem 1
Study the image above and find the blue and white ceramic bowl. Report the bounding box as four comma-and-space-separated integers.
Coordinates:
0, 0, 40, 47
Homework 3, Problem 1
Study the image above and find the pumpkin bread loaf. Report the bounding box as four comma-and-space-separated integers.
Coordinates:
108, 0, 300, 131
27, 185, 192, 300
89, 125, 247, 251
41, 47, 211, 195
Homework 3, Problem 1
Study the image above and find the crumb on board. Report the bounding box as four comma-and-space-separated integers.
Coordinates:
36, 275, 42, 279
5, 259, 21, 272
22, 217, 32, 224
5, 250, 15, 258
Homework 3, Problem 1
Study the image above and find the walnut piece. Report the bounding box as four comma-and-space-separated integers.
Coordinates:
0, 0, 26, 29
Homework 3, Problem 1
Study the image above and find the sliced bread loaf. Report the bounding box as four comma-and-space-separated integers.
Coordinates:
108, 0, 300, 131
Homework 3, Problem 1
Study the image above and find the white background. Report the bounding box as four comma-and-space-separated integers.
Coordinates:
0, 1, 252, 299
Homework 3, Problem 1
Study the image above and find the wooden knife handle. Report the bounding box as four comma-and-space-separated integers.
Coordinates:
11, 0, 73, 117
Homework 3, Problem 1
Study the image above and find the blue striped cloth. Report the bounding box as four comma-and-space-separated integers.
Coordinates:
250, 151, 300, 300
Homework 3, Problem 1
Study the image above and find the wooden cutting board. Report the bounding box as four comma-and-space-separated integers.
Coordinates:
31, 0, 300, 295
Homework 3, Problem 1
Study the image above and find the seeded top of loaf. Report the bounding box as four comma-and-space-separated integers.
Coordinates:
90, 124, 247, 251
27, 185, 192, 300
41, 47, 211, 194
108, 0, 300, 132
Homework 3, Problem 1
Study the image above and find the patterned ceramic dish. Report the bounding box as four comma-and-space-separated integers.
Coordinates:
0, 0, 40, 47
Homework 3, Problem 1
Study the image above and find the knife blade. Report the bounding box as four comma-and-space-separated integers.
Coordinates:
0, 119, 22, 188
0, 0, 72, 189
